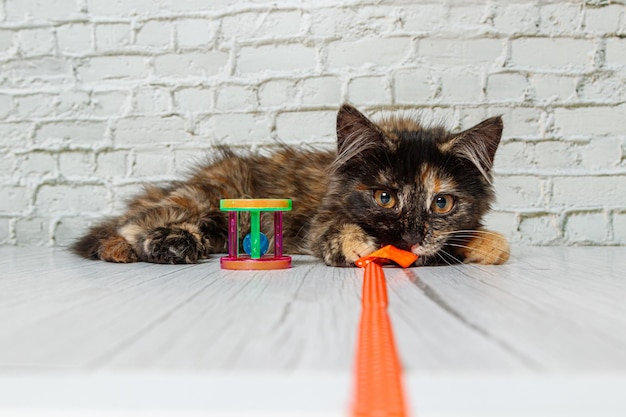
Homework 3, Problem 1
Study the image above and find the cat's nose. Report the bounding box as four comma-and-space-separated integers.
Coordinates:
401, 232, 423, 247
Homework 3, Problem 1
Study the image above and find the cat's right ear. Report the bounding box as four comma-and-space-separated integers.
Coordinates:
336, 104, 385, 158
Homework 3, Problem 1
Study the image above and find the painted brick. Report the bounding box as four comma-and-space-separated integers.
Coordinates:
482, 211, 518, 240
174, 88, 212, 113
215, 85, 257, 111
348, 77, 390, 105
578, 74, 626, 103
0, 30, 15, 52
518, 214, 561, 244
14, 91, 90, 118
299, 77, 341, 106
530, 74, 577, 102
511, 38, 594, 68
59, 151, 94, 177
197, 113, 269, 144
14, 217, 50, 246
0, 122, 32, 148
487, 73, 528, 102
136, 20, 171, 48
133, 150, 174, 177
0, 186, 31, 213
95, 151, 128, 178
310, 6, 403, 38
6, 0, 78, 21
552, 176, 626, 208
238, 44, 315, 73
0, 219, 10, 245
0, 95, 12, 119
614, 212, 626, 244
579, 138, 622, 170
3, 57, 72, 82
400, 5, 446, 33
91, 90, 130, 117
154, 52, 229, 77
115, 116, 188, 145
554, 105, 626, 137
605, 38, 626, 66
57, 24, 92, 54
538, 4, 582, 34
565, 212, 608, 243
35, 121, 107, 147
394, 69, 435, 104
54, 216, 91, 246
488, 107, 544, 139
326, 38, 410, 68
77, 56, 148, 82
220, 11, 302, 40
17, 29, 55, 57
86, 0, 161, 16
275, 110, 336, 142
493, 4, 540, 34
258, 80, 296, 107
36, 184, 108, 213
532, 141, 580, 170
493, 175, 545, 209
175, 19, 216, 49
95, 23, 132, 51
438, 72, 482, 104
584, 5, 622, 34
134, 88, 171, 114
493, 141, 532, 172
16, 153, 57, 177
419, 39, 503, 65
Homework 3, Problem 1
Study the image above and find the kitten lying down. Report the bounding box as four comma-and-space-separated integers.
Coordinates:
73, 104, 510, 267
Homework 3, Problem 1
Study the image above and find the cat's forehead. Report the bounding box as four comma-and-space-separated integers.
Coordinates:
419, 164, 458, 193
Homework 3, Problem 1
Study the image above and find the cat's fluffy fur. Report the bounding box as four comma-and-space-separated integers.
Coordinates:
73, 104, 510, 267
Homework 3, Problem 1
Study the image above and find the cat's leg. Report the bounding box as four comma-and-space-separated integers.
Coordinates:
454, 229, 510, 265
311, 223, 378, 267
118, 207, 228, 264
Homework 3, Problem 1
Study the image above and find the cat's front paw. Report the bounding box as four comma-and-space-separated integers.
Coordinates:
141, 227, 203, 264
322, 224, 377, 267
458, 230, 510, 265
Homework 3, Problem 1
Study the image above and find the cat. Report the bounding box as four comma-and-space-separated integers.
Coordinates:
72, 104, 510, 267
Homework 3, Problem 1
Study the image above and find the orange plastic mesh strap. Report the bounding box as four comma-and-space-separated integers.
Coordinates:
355, 245, 418, 268
352, 246, 417, 417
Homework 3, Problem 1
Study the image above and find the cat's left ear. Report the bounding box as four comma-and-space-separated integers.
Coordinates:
336, 104, 386, 156
444, 116, 503, 180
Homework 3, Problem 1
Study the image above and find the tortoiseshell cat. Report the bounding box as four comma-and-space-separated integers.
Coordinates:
73, 104, 510, 267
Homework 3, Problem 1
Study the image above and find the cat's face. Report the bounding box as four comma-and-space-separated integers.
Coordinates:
330, 104, 502, 264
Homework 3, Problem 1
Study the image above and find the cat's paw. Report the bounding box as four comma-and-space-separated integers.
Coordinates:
141, 227, 203, 264
322, 224, 377, 267
458, 230, 510, 265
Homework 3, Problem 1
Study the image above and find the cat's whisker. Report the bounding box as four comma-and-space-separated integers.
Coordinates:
445, 242, 500, 260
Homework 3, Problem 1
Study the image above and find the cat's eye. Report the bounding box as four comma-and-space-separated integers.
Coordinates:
373, 190, 396, 209
432, 195, 455, 214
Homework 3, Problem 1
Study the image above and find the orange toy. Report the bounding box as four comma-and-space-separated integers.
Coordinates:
352, 246, 418, 417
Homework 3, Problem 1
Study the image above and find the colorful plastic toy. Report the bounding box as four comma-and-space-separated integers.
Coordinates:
219, 198, 292, 270
351, 246, 418, 417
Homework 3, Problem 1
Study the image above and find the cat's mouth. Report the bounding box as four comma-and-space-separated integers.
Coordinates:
409, 243, 439, 258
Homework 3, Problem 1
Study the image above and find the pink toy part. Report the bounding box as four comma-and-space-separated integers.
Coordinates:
219, 199, 292, 270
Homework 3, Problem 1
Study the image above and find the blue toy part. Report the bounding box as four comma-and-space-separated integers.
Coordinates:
243, 232, 269, 257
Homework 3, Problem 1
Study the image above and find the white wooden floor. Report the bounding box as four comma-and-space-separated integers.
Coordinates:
0, 246, 625, 416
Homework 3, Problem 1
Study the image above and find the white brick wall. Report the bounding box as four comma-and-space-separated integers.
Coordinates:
1, 0, 625, 247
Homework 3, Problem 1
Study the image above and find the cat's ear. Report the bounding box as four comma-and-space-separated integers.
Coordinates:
336, 104, 385, 156
445, 116, 503, 180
